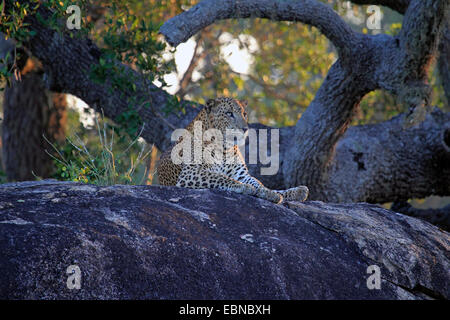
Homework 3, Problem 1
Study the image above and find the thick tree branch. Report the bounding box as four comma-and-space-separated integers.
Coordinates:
351, 0, 449, 105
248, 108, 450, 203
349, 0, 449, 105
368, 0, 448, 102
160, 0, 357, 56
285, 0, 448, 193
325, 107, 450, 202
248, 107, 450, 203
437, 21, 450, 105
281, 58, 375, 192
399, 0, 448, 83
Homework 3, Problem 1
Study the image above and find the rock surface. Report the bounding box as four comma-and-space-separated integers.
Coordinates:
0, 180, 448, 299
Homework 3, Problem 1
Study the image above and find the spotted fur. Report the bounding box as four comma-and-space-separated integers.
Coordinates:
157, 97, 308, 204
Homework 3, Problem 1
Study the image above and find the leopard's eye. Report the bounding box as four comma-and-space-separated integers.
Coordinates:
226, 111, 234, 118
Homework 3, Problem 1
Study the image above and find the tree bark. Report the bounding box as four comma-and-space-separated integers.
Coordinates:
351, 0, 450, 104
437, 21, 450, 105
2, 56, 67, 181
3, 0, 449, 202
245, 107, 450, 204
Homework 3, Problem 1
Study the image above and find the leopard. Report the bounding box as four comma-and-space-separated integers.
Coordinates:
157, 97, 308, 204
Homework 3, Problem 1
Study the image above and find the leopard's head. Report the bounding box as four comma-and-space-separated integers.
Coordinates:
206, 96, 248, 131
205, 97, 249, 148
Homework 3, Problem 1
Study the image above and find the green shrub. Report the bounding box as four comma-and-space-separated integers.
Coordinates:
47, 115, 152, 186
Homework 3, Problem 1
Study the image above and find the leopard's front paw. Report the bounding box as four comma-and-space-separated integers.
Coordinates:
259, 189, 283, 204
296, 186, 309, 202
284, 186, 309, 202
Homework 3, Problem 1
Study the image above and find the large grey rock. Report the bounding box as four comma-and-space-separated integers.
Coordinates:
0, 180, 448, 299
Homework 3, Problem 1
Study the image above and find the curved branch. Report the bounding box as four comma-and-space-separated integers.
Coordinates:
160, 0, 357, 56
281, 58, 376, 192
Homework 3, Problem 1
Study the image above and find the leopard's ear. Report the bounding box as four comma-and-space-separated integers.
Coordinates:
205, 98, 216, 113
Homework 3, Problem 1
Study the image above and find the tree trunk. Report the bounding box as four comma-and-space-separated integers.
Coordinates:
437, 22, 450, 105
2, 57, 67, 181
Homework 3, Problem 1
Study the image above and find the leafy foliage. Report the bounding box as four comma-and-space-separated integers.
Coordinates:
48, 114, 152, 186
1, 0, 172, 185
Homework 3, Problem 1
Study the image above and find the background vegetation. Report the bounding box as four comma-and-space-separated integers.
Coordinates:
0, 0, 448, 208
